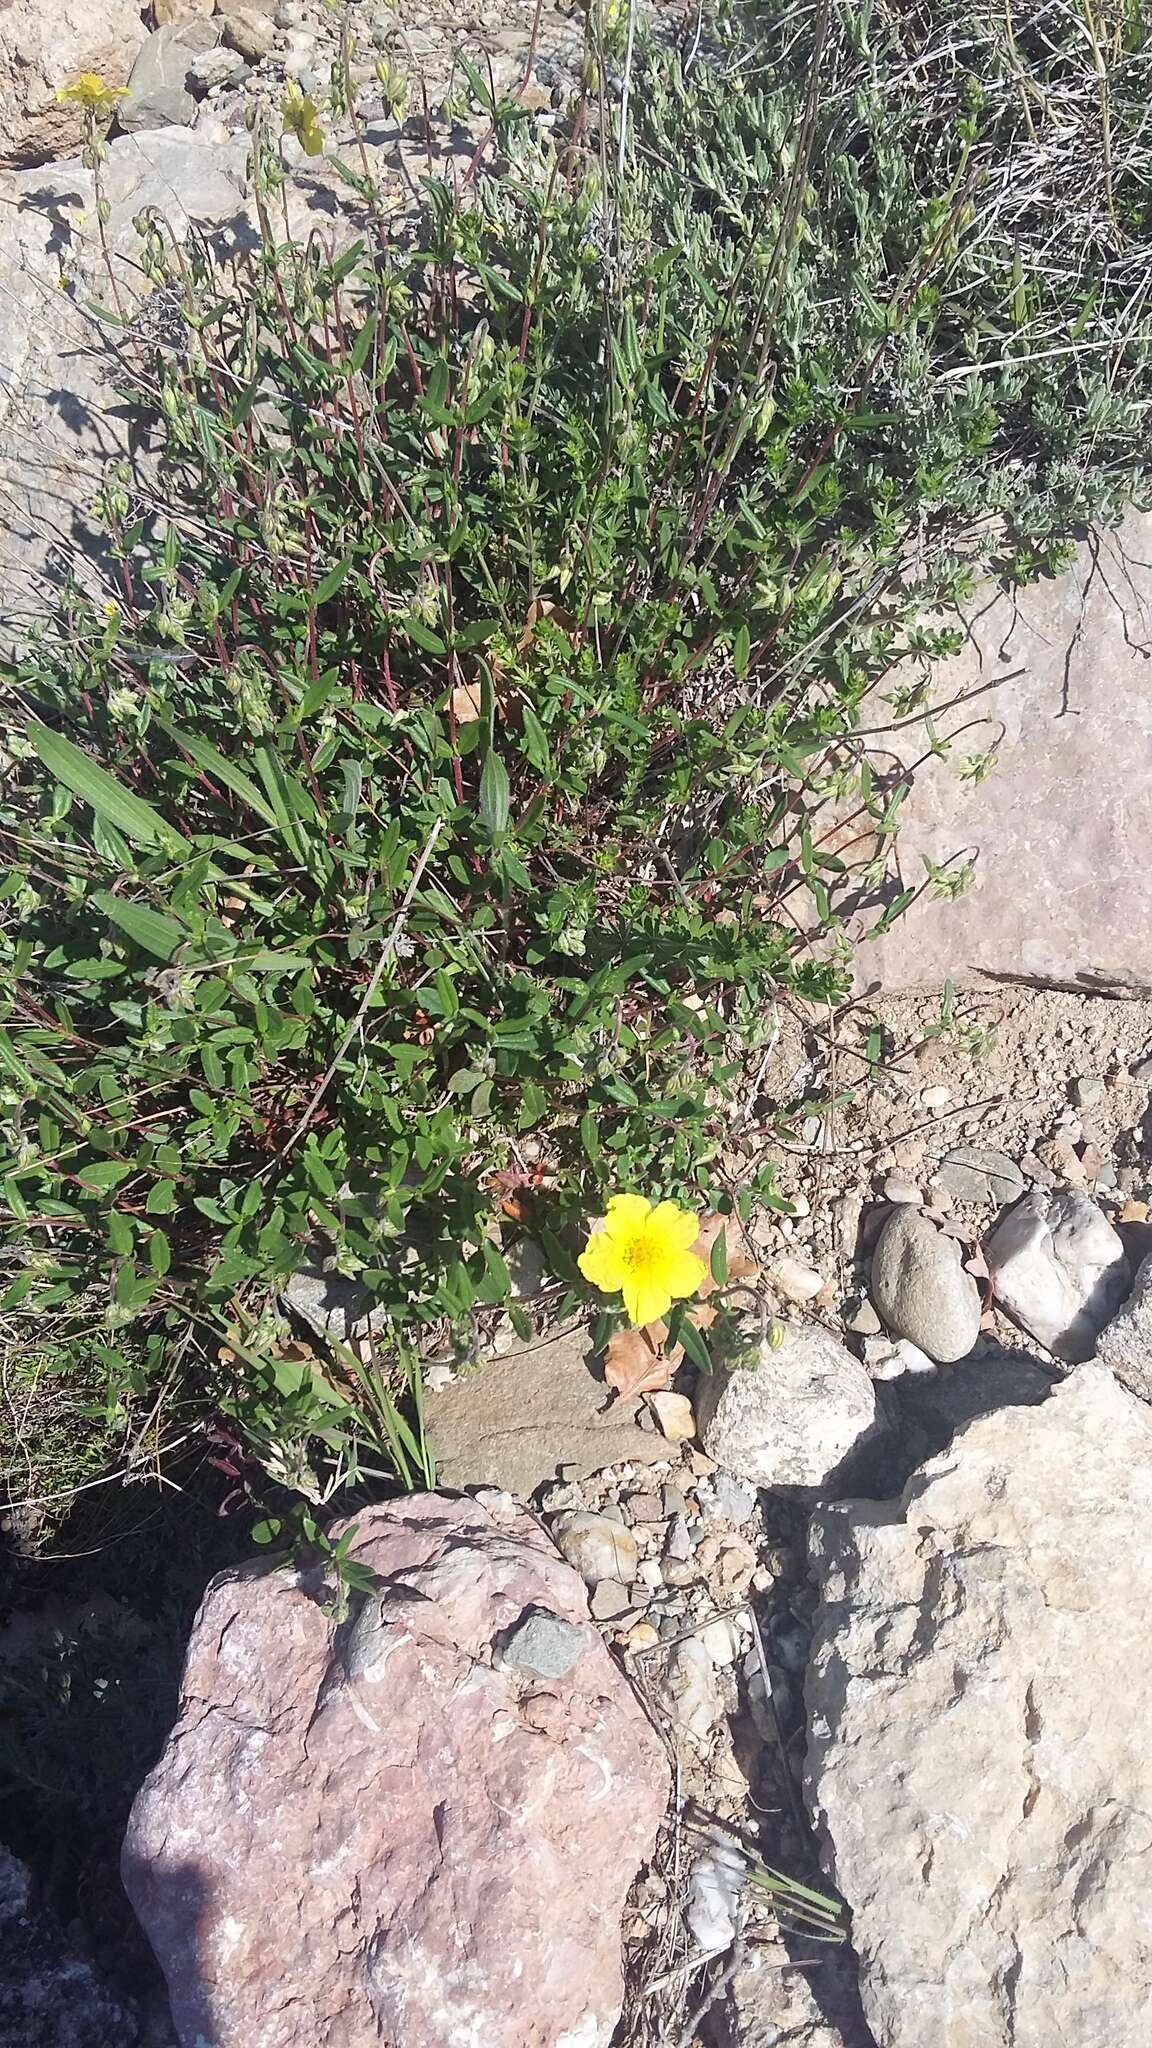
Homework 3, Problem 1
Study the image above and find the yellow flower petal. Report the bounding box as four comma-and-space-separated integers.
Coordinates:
578, 1232, 626, 1293
622, 1274, 674, 1326
648, 1201, 703, 1252
661, 1249, 708, 1299
602, 1192, 652, 1240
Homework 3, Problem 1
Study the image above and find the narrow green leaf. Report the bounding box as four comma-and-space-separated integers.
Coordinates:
157, 717, 278, 828
94, 892, 186, 963
315, 556, 354, 606
479, 750, 510, 840
27, 724, 188, 854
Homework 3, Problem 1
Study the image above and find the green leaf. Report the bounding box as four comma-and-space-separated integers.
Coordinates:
518, 701, 552, 774
108, 1209, 134, 1256
315, 556, 354, 605
77, 1160, 133, 1191
479, 750, 510, 840
93, 892, 186, 963
156, 718, 279, 828
677, 1315, 712, 1373
710, 1229, 729, 1288
27, 724, 188, 854
148, 1230, 171, 1275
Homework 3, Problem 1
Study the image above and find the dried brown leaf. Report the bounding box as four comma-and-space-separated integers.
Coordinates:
450, 680, 483, 724
604, 1324, 673, 1397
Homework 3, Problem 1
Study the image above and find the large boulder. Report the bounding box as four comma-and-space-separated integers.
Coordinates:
805, 1366, 1152, 2048
122, 1493, 669, 2048
0, 0, 148, 168
0, 129, 251, 620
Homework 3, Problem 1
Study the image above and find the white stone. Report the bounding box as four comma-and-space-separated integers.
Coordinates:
551, 1512, 638, 1587
657, 1637, 719, 1745
805, 1367, 1152, 2048
986, 1188, 1129, 1362
647, 1391, 696, 1442
863, 1335, 936, 1381
699, 1617, 742, 1667
770, 1255, 826, 1304
696, 1324, 883, 1494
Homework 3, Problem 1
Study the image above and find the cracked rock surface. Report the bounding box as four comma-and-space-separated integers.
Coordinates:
804, 1366, 1152, 2048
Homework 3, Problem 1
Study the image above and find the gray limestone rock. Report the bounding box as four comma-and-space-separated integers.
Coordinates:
806, 1367, 1152, 2048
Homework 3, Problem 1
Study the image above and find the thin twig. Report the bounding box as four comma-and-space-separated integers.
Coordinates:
674, 1927, 746, 2048
273, 818, 444, 1165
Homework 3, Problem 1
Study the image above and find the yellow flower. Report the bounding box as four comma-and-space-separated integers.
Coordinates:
578, 1193, 706, 1327
57, 73, 128, 119
282, 85, 326, 158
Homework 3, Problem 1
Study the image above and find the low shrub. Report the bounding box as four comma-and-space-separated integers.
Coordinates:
1, 0, 1149, 1489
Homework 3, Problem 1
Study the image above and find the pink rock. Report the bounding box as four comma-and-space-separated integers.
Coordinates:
122, 1494, 668, 2048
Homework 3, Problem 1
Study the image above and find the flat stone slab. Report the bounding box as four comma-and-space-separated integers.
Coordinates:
425, 1325, 670, 1499
852, 515, 1152, 994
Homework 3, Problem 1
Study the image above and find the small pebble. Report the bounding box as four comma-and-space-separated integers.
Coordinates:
662, 1559, 697, 1588
699, 1617, 742, 1667
706, 1473, 758, 1526
626, 1621, 660, 1651
590, 1582, 632, 1622
503, 1610, 586, 1678
662, 1486, 687, 1518
771, 1254, 825, 1304
920, 1085, 951, 1109
800, 1115, 823, 1146
664, 1515, 694, 1562
626, 1492, 664, 1523
638, 1559, 664, 1589
882, 1177, 922, 1205
1072, 1076, 1106, 1108
787, 1191, 811, 1218
552, 1512, 638, 1586
647, 1390, 695, 1443
844, 1296, 882, 1336
688, 1451, 716, 1476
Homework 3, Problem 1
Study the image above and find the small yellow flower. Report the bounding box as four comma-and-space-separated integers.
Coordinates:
578, 1193, 706, 1327
281, 85, 325, 158
57, 73, 128, 120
